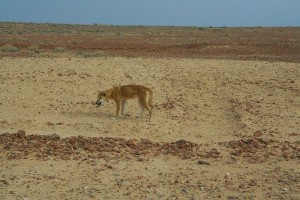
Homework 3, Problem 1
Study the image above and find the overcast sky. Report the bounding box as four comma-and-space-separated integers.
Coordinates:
1, 0, 299, 27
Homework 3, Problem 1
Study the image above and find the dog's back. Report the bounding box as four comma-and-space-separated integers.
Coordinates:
118, 85, 147, 99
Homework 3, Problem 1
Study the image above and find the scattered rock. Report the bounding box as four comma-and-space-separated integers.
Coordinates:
197, 160, 210, 165
49, 133, 60, 141
16, 130, 25, 138
47, 122, 55, 126
0, 119, 8, 124
0, 132, 204, 160
0, 179, 9, 185
0, 132, 298, 163
248, 179, 257, 186
224, 173, 230, 179
253, 130, 263, 137
127, 139, 136, 148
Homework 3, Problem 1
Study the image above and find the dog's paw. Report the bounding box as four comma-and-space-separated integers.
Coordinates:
135, 113, 143, 118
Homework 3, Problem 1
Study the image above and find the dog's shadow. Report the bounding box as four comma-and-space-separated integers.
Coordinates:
66, 109, 147, 121
78, 110, 112, 118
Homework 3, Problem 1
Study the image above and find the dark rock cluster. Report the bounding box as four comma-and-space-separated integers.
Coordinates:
2, 131, 298, 163
225, 138, 300, 163
0, 131, 216, 161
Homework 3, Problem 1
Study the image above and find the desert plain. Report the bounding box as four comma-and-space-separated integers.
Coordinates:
0, 23, 299, 199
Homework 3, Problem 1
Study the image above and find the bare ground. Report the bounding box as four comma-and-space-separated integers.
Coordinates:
0, 56, 299, 199
1, 23, 300, 63
1, 23, 300, 200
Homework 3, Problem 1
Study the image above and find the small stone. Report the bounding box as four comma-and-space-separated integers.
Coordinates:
182, 188, 188, 194
1, 119, 8, 124
16, 130, 25, 137
197, 160, 210, 165
49, 133, 60, 140
61, 155, 70, 160
0, 179, 9, 185
137, 157, 144, 161
224, 173, 230, 179
248, 179, 257, 186
47, 122, 55, 126
258, 138, 271, 145
253, 130, 262, 137
127, 139, 136, 147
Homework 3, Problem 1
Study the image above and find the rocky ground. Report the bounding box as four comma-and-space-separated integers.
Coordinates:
0, 131, 299, 199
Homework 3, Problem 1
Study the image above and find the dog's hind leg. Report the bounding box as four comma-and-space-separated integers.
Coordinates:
140, 96, 152, 122
121, 100, 127, 115
114, 99, 121, 118
137, 99, 144, 118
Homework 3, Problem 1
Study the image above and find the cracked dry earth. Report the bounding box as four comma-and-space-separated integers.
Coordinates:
0, 57, 299, 199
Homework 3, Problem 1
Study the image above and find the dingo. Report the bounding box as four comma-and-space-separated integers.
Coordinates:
96, 85, 154, 121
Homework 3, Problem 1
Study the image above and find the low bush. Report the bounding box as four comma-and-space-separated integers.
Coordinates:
0, 44, 20, 52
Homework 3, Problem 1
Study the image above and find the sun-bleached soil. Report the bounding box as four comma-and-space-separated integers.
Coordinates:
0, 56, 299, 199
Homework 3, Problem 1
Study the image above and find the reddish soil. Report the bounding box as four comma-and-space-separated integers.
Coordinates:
1, 23, 300, 62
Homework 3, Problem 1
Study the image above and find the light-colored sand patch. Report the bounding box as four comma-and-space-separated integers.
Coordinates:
0, 57, 298, 142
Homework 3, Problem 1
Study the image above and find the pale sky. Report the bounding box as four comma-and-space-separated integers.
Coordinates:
0, 0, 299, 27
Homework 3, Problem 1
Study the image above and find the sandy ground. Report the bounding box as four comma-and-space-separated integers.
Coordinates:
0, 56, 299, 199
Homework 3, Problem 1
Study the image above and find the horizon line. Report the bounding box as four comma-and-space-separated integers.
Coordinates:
1, 21, 300, 29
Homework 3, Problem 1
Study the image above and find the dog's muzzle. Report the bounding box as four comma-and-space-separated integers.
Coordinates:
96, 100, 104, 107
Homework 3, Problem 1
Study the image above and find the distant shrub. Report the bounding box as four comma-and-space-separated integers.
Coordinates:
76, 50, 105, 58
0, 44, 20, 52
52, 47, 67, 53
27, 44, 40, 53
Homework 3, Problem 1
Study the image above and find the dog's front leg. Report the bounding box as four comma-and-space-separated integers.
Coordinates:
121, 101, 131, 117
121, 101, 127, 115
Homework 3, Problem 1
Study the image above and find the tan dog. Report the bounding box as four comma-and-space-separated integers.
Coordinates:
96, 85, 154, 121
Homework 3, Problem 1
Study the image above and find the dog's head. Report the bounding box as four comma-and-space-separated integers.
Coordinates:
95, 91, 107, 107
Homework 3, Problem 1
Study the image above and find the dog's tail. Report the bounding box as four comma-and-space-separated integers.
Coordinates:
145, 87, 154, 109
